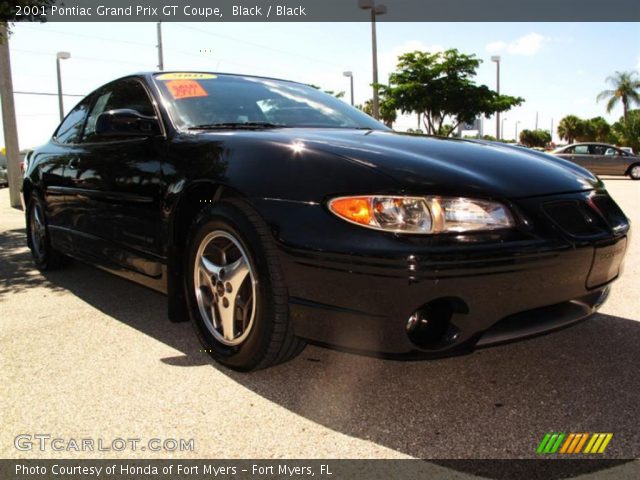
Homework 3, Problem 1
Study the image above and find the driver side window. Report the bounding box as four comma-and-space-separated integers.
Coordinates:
53, 96, 92, 144
573, 145, 589, 155
82, 79, 156, 143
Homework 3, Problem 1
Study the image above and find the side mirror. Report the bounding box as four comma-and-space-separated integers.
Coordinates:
95, 109, 159, 137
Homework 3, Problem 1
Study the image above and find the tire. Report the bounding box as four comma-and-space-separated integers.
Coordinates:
185, 200, 305, 371
26, 193, 69, 270
628, 164, 640, 180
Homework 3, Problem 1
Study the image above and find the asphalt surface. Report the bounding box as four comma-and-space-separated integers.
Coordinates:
1, 179, 639, 477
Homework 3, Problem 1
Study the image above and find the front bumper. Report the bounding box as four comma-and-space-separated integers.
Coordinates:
255, 190, 630, 358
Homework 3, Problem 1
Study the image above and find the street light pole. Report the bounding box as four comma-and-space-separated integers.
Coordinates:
343, 71, 354, 106
359, 0, 386, 120
515, 120, 521, 141
56, 51, 71, 122
156, 22, 164, 71
502, 117, 507, 140
491, 56, 501, 139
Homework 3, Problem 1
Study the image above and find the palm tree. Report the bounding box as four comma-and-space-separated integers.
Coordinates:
557, 115, 583, 144
597, 71, 640, 122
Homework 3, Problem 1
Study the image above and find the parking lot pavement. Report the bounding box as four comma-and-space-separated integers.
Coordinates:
1, 179, 639, 468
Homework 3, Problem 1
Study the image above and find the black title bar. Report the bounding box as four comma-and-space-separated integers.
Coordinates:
3, 0, 640, 22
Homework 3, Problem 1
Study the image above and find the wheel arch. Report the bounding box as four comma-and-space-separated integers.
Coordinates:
625, 162, 640, 178
166, 180, 250, 322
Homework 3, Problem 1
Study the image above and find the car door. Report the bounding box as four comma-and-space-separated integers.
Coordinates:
602, 146, 629, 175
67, 78, 166, 279
560, 145, 592, 171
587, 144, 613, 175
41, 96, 93, 250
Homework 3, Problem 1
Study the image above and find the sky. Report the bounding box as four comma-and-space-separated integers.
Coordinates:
1, 21, 639, 148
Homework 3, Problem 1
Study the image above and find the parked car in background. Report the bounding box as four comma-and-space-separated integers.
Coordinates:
553, 143, 640, 179
0, 166, 8, 188
0, 152, 7, 187
620, 147, 634, 155
23, 72, 631, 370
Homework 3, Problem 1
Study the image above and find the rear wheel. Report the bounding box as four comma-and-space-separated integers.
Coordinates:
26, 193, 69, 270
629, 164, 640, 180
185, 201, 305, 371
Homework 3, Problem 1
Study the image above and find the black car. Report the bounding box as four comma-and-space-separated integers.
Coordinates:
23, 72, 630, 371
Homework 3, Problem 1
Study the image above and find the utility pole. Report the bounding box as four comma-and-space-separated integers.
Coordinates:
343, 71, 354, 106
0, 22, 23, 208
156, 22, 164, 71
535, 111, 539, 130
359, 1, 387, 120
491, 56, 501, 139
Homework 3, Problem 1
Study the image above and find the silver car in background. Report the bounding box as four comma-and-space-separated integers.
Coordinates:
553, 143, 640, 180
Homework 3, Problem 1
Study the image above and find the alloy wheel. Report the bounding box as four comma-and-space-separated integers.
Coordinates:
30, 202, 46, 259
194, 230, 257, 346
631, 165, 640, 179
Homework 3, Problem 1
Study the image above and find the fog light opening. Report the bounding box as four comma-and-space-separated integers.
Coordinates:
406, 297, 465, 349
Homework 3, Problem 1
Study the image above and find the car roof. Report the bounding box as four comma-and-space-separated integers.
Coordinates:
565, 142, 617, 148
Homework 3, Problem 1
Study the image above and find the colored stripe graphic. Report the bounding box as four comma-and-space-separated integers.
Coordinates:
537, 433, 552, 454
550, 433, 565, 453
560, 434, 575, 453
544, 433, 559, 453
573, 433, 588, 453
584, 434, 598, 453
537, 433, 613, 454
597, 434, 613, 453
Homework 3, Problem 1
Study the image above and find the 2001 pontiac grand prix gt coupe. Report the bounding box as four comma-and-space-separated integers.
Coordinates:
24, 72, 630, 370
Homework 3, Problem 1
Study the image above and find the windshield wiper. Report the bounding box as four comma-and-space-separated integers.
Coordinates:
188, 121, 287, 130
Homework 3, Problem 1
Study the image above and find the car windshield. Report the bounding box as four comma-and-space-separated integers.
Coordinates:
154, 73, 386, 130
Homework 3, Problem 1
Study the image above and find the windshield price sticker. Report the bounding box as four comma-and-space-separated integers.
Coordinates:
165, 80, 209, 100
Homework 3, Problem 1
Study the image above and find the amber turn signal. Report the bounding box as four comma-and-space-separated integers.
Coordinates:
328, 197, 373, 225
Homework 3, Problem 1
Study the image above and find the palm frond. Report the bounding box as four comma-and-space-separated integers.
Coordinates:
597, 90, 615, 102
606, 96, 619, 113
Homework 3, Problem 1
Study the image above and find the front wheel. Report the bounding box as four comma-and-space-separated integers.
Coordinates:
629, 164, 640, 180
26, 193, 69, 270
185, 201, 305, 371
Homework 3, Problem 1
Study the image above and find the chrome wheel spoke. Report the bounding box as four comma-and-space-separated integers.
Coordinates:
31, 204, 46, 257
193, 230, 257, 347
200, 255, 223, 277
218, 297, 236, 341
225, 257, 249, 293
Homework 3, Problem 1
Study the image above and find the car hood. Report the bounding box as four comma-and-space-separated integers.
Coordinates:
203, 128, 600, 199
296, 129, 600, 197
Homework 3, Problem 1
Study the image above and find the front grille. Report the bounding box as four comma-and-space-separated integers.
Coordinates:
542, 194, 630, 239
543, 201, 607, 237
591, 195, 629, 233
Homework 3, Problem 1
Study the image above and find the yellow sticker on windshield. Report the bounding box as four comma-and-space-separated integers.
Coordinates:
157, 73, 217, 81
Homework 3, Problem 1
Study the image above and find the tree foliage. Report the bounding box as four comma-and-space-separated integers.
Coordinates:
1, 1, 54, 41
357, 94, 397, 128
309, 84, 345, 99
382, 49, 523, 136
596, 71, 640, 122
557, 115, 583, 144
611, 109, 640, 152
557, 115, 614, 144
519, 129, 551, 148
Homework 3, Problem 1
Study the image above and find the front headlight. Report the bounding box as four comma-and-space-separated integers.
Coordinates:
328, 195, 514, 234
